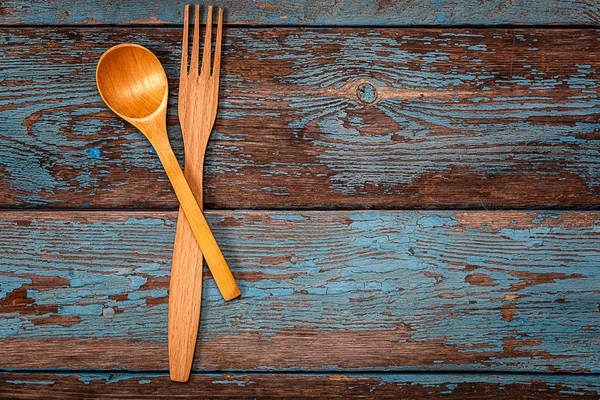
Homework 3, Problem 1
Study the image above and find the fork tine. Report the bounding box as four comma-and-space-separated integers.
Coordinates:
201, 5, 213, 76
212, 7, 223, 79
180, 5, 189, 77
190, 4, 200, 75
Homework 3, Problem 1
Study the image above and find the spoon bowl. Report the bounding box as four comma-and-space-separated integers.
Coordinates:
96, 44, 168, 127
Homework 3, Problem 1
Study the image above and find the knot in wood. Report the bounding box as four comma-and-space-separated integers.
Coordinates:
356, 82, 377, 104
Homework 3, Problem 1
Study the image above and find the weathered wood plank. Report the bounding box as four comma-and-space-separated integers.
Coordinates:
2, 372, 600, 399
0, 0, 597, 26
0, 211, 598, 372
2, 28, 600, 209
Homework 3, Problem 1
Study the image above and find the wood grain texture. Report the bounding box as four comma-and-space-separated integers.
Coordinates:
0, 0, 598, 26
1, 372, 600, 399
2, 28, 600, 210
0, 211, 598, 372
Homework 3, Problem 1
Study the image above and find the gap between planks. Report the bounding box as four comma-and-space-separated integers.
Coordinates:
3, 24, 600, 29
1, 370, 599, 377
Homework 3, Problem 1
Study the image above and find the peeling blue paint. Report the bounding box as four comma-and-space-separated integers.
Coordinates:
3, 29, 600, 208
6, 380, 55, 385
0, 211, 598, 373
269, 214, 308, 221
74, 373, 161, 385
85, 147, 101, 159
212, 379, 250, 386
0, 1, 597, 25
467, 44, 487, 51
417, 215, 459, 227
3, 372, 597, 395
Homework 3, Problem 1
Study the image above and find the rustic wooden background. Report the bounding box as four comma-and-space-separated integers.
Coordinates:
1, 1, 600, 398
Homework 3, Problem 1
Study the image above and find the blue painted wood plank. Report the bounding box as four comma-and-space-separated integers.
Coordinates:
0, 211, 598, 372
1, 372, 600, 398
0, 0, 597, 26
2, 28, 600, 209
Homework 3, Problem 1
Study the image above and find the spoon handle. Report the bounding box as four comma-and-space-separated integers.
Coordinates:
155, 139, 240, 300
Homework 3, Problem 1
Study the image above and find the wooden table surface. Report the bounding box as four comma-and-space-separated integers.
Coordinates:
1, 1, 600, 398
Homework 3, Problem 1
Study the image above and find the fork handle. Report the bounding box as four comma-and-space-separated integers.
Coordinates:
169, 204, 203, 382
157, 140, 239, 382
169, 149, 208, 382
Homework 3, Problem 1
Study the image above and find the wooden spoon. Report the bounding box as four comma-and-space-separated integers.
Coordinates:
96, 43, 239, 302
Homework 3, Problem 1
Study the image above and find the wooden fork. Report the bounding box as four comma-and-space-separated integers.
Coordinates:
169, 5, 239, 383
